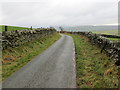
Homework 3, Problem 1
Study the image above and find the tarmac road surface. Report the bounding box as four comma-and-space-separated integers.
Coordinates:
3, 34, 76, 88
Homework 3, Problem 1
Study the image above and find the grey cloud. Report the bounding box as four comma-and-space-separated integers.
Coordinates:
1, 0, 118, 27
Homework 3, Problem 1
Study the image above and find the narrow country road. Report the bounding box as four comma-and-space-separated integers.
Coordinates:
3, 34, 76, 88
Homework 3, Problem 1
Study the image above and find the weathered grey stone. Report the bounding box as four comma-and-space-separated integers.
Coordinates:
2, 28, 56, 49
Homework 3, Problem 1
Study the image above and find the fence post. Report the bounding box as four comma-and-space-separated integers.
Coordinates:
30, 26, 32, 30
5, 25, 7, 31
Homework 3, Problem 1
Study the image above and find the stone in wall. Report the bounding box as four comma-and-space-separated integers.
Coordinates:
2, 28, 56, 50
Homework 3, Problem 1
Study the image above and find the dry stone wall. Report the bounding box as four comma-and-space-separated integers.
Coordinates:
67, 31, 120, 67
2, 28, 56, 49
100, 34, 120, 38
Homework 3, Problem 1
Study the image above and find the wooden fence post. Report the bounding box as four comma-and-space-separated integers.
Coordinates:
5, 25, 7, 31
30, 26, 32, 30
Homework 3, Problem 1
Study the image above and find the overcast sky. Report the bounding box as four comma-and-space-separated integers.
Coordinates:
0, 0, 119, 28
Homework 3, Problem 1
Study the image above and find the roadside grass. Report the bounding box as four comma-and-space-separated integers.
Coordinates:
66, 33, 118, 88
2, 32, 61, 80
0, 25, 30, 32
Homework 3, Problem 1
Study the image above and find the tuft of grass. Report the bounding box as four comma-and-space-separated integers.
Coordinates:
66, 33, 118, 88
2, 32, 61, 80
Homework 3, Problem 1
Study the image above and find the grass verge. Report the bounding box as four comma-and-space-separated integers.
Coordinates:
66, 33, 118, 88
2, 32, 61, 80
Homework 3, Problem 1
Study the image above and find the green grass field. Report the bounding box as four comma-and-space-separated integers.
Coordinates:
67, 33, 118, 88
106, 37, 120, 42
93, 30, 118, 35
2, 33, 61, 80
0, 25, 30, 32
93, 30, 120, 42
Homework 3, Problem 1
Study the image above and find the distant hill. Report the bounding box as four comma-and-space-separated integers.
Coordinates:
55, 25, 118, 32
55, 25, 119, 35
